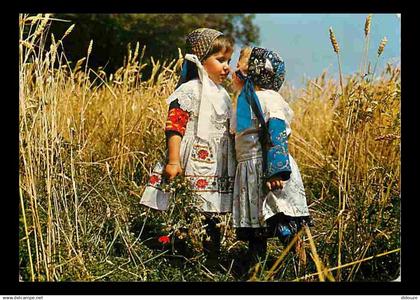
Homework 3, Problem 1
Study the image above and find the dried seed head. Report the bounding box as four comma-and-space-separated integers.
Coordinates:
29, 14, 42, 26
20, 40, 33, 50
51, 33, 56, 46
63, 24, 75, 39
378, 36, 388, 56
128, 47, 132, 64
87, 40, 93, 57
364, 14, 372, 37
329, 27, 340, 53
375, 133, 399, 141
133, 41, 139, 61
33, 15, 50, 38
50, 33, 57, 56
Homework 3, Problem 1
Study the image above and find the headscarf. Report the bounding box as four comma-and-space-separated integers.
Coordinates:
236, 47, 286, 133
177, 28, 231, 141
186, 28, 223, 61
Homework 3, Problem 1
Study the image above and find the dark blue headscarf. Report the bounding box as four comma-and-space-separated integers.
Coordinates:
236, 47, 286, 133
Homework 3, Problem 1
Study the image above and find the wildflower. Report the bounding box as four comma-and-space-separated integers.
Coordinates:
158, 235, 171, 244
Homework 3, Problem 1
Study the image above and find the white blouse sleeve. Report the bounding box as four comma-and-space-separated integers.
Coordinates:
259, 90, 294, 136
166, 80, 201, 115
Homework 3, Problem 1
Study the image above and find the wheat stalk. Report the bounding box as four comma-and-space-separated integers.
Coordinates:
329, 27, 344, 101
87, 40, 93, 57
294, 248, 400, 281
364, 14, 372, 37
360, 14, 372, 76
371, 36, 388, 81
377, 36, 388, 56
62, 24, 75, 40
329, 27, 340, 53
32, 14, 51, 40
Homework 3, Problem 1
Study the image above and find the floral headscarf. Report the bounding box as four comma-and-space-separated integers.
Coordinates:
248, 47, 285, 92
236, 47, 286, 133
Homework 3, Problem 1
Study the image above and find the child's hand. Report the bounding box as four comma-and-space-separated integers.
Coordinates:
164, 162, 183, 180
266, 177, 285, 191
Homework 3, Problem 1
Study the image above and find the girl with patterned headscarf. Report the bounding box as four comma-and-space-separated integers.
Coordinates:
231, 47, 312, 268
140, 28, 235, 263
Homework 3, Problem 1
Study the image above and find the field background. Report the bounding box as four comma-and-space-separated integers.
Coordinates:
19, 14, 400, 282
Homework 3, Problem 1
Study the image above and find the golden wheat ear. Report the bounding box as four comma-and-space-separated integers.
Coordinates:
329, 27, 340, 54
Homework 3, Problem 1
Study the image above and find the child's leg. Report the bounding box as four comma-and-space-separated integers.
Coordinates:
248, 235, 267, 264
201, 213, 221, 261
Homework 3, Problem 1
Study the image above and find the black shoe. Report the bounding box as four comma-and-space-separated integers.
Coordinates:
247, 238, 267, 266
202, 215, 221, 255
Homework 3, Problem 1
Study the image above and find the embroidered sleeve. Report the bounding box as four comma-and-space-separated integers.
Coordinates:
166, 80, 200, 115
265, 117, 291, 181
165, 103, 190, 136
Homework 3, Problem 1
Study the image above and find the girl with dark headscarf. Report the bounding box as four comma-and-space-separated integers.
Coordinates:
231, 47, 312, 267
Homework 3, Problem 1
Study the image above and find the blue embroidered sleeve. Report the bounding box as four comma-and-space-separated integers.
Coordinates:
266, 118, 291, 180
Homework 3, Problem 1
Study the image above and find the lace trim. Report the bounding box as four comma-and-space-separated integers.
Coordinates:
167, 80, 201, 115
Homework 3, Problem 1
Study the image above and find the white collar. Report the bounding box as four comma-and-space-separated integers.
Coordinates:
184, 54, 232, 141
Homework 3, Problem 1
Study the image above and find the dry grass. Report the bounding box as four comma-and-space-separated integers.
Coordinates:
19, 13, 400, 282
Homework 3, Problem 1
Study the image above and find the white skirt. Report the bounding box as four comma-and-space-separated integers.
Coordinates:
232, 154, 309, 228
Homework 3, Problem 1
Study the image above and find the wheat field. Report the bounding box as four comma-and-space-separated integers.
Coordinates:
19, 14, 400, 282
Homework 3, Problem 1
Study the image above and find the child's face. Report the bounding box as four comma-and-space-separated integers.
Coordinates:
202, 48, 233, 84
232, 55, 249, 92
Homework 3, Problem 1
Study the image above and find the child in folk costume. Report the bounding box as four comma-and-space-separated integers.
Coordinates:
140, 28, 236, 261
231, 47, 312, 264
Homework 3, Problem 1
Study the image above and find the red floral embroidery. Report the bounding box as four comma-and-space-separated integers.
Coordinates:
165, 108, 190, 136
149, 175, 160, 185
196, 179, 209, 189
158, 235, 171, 244
197, 149, 209, 160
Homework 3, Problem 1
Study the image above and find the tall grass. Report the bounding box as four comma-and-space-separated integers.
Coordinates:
19, 14, 400, 282
19, 13, 182, 281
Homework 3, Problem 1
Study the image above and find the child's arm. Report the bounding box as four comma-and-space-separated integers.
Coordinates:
164, 100, 190, 180
165, 134, 183, 179
265, 117, 291, 191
